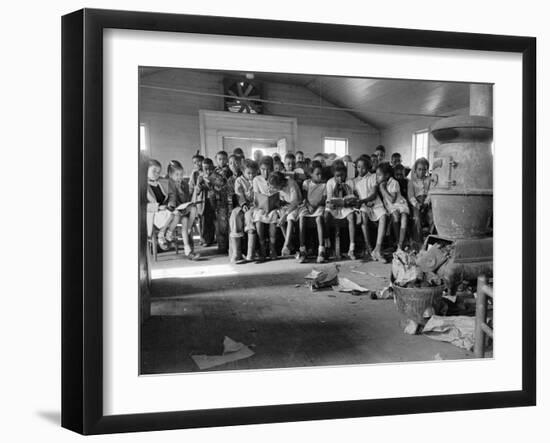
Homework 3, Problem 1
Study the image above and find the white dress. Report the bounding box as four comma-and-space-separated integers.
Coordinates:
381, 177, 410, 215
289, 179, 326, 221
353, 173, 387, 222
325, 178, 355, 219
276, 178, 301, 221
251, 175, 280, 224
229, 176, 256, 236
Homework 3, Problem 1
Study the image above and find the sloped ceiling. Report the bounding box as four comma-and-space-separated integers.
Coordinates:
140, 67, 471, 130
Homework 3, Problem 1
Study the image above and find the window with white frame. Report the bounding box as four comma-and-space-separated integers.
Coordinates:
323, 137, 348, 157
139, 124, 148, 151
412, 129, 429, 160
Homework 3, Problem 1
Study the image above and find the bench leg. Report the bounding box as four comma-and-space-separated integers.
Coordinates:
335, 227, 341, 260
152, 236, 158, 262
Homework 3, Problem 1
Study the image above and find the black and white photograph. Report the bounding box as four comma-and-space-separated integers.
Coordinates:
1, 0, 547, 438
139, 67, 494, 374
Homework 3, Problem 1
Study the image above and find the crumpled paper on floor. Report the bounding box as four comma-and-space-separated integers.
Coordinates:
191, 336, 255, 370
422, 315, 476, 351
305, 265, 339, 290
377, 286, 394, 300
332, 277, 369, 295
392, 250, 420, 286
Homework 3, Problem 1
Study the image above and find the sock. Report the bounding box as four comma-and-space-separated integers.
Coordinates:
318, 245, 325, 254
349, 242, 356, 251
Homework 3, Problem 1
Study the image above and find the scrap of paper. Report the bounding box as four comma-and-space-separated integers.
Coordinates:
191, 336, 255, 370
332, 277, 369, 294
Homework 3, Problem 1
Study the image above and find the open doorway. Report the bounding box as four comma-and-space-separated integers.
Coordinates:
222, 136, 280, 158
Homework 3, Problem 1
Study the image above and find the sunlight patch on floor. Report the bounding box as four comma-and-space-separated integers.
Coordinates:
151, 263, 240, 280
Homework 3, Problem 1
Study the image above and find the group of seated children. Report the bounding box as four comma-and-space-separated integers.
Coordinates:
146, 144, 433, 263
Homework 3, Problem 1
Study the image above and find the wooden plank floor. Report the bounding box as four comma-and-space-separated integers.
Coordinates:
141, 247, 474, 374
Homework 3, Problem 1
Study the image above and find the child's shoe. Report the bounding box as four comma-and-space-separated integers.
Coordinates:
165, 229, 174, 242
281, 246, 291, 257
296, 250, 307, 263
157, 232, 169, 250
372, 248, 387, 263
185, 251, 201, 261
363, 249, 373, 261
316, 254, 327, 264
348, 249, 357, 260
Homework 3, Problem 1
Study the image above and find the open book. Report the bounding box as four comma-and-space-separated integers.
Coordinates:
256, 192, 280, 212
327, 195, 357, 207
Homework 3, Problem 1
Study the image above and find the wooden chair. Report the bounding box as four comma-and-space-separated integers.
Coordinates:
474, 275, 493, 358
147, 226, 179, 262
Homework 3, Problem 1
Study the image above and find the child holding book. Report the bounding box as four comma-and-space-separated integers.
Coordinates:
325, 162, 358, 260
251, 156, 280, 261
291, 161, 327, 263
229, 160, 258, 263
165, 160, 200, 260
377, 162, 410, 251
268, 171, 301, 257
353, 155, 388, 262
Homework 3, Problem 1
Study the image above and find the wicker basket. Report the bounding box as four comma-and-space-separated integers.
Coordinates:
393, 284, 444, 325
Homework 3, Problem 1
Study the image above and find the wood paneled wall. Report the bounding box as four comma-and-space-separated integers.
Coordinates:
140, 69, 380, 171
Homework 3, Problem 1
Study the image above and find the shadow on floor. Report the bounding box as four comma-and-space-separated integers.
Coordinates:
35, 410, 60, 425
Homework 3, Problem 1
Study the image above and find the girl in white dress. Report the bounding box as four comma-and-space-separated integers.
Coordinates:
268, 171, 301, 258
291, 162, 327, 263
377, 162, 409, 251
324, 162, 358, 260
353, 156, 388, 262
251, 156, 279, 261
229, 159, 257, 263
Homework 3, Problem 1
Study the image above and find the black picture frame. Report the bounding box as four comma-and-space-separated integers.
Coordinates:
61, 8, 537, 435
